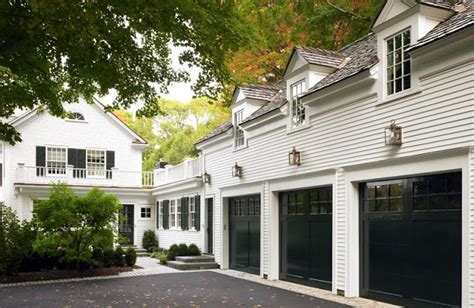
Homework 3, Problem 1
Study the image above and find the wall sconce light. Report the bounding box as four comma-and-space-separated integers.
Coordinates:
232, 163, 242, 177
288, 147, 301, 166
202, 172, 211, 184
385, 120, 402, 145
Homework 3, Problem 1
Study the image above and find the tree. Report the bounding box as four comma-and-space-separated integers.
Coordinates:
33, 184, 122, 269
0, 0, 250, 144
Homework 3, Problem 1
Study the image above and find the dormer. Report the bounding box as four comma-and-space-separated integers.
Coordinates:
230, 84, 279, 149
372, 0, 456, 101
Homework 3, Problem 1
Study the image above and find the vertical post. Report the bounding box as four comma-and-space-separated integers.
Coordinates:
66, 164, 74, 183
111, 167, 119, 186
334, 168, 347, 296
16, 162, 25, 182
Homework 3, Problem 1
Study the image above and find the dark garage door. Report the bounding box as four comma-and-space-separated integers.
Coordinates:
280, 187, 332, 290
229, 195, 260, 275
360, 172, 461, 307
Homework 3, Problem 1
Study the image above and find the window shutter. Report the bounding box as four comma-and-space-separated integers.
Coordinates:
195, 195, 201, 231
163, 200, 169, 229
106, 151, 115, 179
181, 197, 188, 230
76, 149, 86, 168
73, 149, 86, 178
0, 163, 3, 187
156, 202, 160, 229
36, 146, 46, 176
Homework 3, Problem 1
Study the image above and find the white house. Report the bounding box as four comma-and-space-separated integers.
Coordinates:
2, 0, 473, 306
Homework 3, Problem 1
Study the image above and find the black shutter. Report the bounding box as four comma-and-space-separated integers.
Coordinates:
195, 195, 201, 231
36, 146, 46, 176
73, 149, 86, 178
106, 151, 115, 179
0, 163, 2, 187
163, 200, 170, 229
156, 202, 160, 229
68, 149, 77, 177
181, 197, 188, 230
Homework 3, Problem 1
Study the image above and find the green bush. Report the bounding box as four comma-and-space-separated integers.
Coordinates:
103, 249, 116, 268
92, 248, 105, 267
151, 251, 168, 265
167, 244, 179, 261
142, 230, 157, 252
114, 246, 125, 267
188, 244, 201, 256
177, 243, 189, 256
0, 202, 38, 275
125, 247, 137, 266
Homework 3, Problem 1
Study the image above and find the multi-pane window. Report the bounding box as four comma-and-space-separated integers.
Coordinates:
287, 191, 305, 215
387, 29, 411, 95
177, 199, 182, 229
189, 197, 196, 229
234, 110, 245, 147
158, 201, 163, 228
413, 173, 461, 211
141, 207, 151, 218
68, 112, 85, 121
170, 199, 176, 228
86, 149, 106, 177
291, 80, 306, 127
365, 182, 403, 212
46, 147, 67, 175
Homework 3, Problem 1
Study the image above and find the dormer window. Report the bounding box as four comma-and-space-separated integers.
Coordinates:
291, 80, 306, 127
68, 112, 85, 121
234, 110, 245, 148
387, 29, 411, 95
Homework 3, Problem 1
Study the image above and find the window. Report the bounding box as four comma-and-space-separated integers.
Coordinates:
386, 29, 411, 95
234, 110, 245, 148
86, 149, 106, 177
177, 198, 182, 229
291, 80, 306, 127
46, 147, 67, 175
364, 181, 403, 212
68, 112, 85, 121
141, 207, 151, 218
170, 199, 177, 228
158, 201, 164, 228
189, 197, 196, 229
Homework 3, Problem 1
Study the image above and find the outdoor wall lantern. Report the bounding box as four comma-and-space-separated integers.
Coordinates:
288, 147, 301, 166
202, 172, 211, 184
232, 163, 242, 177
385, 120, 402, 145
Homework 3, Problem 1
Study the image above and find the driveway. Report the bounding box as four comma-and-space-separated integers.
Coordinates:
0, 271, 349, 307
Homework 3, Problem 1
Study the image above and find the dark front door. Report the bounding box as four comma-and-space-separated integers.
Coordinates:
207, 198, 214, 254
360, 172, 462, 307
119, 204, 134, 245
229, 195, 260, 275
280, 187, 333, 290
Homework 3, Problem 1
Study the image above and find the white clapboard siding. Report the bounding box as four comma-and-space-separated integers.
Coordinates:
334, 168, 346, 292
157, 229, 203, 252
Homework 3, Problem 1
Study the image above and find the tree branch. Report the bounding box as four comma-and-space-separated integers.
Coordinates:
326, 0, 368, 20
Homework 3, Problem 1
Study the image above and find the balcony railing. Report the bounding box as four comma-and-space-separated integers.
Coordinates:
16, 164, 155, 188
154, 158, 201, 186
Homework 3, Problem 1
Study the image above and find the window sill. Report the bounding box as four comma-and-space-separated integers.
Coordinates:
65, 119, 88, 124
233, 144, 248, 153
287, 123, 312, 135
379, 88, 422, 106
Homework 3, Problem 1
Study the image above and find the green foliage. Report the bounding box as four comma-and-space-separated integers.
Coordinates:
0, 1, 251, 145
114, 246, 126, 267
167, 244, 180, 261
142, 230, 158, 252
188, 244, 201, 256
103, 249, 116, 268
125, 247, 137, 267
32, 184, 122, 269
151, 251, 168, 265
0, 202, 37, 275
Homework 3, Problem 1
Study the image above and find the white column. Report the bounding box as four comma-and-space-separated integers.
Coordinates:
464, 148, 474, 307
333, 168, 347, 295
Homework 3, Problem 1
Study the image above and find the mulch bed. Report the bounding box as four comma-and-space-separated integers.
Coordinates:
0, 266, 141, 284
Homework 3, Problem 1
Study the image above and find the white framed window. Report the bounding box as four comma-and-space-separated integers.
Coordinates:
140, 207, 151, 218
189, 197, 196, 229
177, 198, 182, 229
234, 110, 245, 148
86, 149, 106, 178
46, 147, 67, 175
158, 201, 164, 229
170, 199, 176, 228
67, 112, 85, 121
386, 29, 411, 96
291, 80, 306, 127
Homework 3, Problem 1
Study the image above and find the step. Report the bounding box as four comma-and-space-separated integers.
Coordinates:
166, 261, 219, 271
137, 252, 150, 257
175, 255, 215, 263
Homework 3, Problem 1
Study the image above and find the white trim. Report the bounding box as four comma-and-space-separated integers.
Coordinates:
86, 148, 107, 179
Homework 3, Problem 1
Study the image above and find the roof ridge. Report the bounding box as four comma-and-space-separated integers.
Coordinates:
338, 32, 375, 53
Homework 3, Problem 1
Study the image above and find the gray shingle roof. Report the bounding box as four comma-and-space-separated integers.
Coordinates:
296, 46, 346, 68
241, 90, 287, 124
233, 84, 280, 104
195, 119, 233, 145
303, 33, 378, 96
418, 0, 457, 10
409, 1, 474, 50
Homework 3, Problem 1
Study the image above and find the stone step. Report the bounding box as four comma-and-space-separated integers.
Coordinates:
137, 252, 150, 257
166, 261, 219, 271
175, 255, 215, 263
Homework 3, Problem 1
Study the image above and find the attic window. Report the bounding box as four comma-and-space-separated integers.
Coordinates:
234, 110, 245, 148
387, 29, 411, 95
291, 80, 306, 127
68, 112, 85, 121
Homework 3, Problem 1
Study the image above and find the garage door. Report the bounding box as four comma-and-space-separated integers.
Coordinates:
360, 172, 461, 307
280, 187, 332, 290
229, 195, 260, 275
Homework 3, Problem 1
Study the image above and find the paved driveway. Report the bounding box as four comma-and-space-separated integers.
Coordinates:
0, 271, 349, 307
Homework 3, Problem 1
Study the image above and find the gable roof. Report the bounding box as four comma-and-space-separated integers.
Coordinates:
234, 84, 280, 103
282, 46, 346, 77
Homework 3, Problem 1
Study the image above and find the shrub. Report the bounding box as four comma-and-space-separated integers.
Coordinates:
103, 249, 116, 268
114, 246, 125, 267
151, 251, 168, 265
142, 230, 157, 252
188, 244, 201, 256
92, 248, 105, 267
125, 247, 137, 266
177, 243, 189, 256
167, 244, 179, 261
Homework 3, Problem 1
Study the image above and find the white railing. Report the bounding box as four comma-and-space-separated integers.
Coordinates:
154, 158, 202, 186
16, 164, 155, 188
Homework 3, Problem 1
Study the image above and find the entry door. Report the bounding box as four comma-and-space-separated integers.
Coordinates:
119, 204, 134, 245
360, 172, 461, 307
207, 198, 214, 254
280, 187, 332, 290
229, 195, 260, 275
